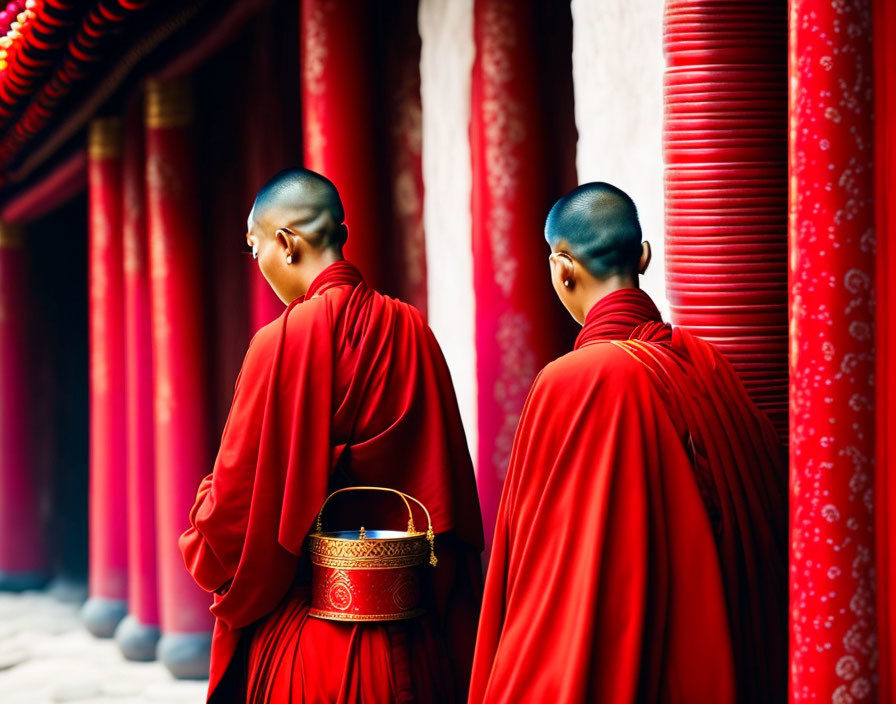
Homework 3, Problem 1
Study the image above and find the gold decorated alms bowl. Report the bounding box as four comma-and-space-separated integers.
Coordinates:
306, 487, 437, 622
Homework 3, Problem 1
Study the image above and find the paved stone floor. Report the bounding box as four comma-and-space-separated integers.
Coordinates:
0, 586, 208, 703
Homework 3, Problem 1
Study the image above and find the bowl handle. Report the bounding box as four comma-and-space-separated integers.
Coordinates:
313, 486, 438, 566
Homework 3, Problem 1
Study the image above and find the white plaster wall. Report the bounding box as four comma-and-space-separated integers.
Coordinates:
418, 0, 478, 462
571, 0, 668, 317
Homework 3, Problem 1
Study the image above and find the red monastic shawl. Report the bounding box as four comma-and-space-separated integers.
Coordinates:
469, 288, 786, 703
180, 261, 483, 702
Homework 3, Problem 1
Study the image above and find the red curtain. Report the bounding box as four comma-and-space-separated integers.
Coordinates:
663, 0, 789, 439
789, 1, 876, 700
143, 80, 214, 645
86, 117, 129, 629
470, 0, 576, 554
875, 0, 896, 696
121, 99, 159, 640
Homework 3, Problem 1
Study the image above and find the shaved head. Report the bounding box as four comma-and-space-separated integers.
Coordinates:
249, 167, 346, 250
545, 182, 642, 279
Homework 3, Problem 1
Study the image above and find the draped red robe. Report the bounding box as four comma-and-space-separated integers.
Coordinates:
469, 288, 787, 703
180, 261, 483, 703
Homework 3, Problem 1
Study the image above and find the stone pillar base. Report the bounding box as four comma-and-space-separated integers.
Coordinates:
158, 631, 212, 680
115, 614, 161, 661
0, 570, 48, 592
81, 596, 127, 637
46, 577, 87, 604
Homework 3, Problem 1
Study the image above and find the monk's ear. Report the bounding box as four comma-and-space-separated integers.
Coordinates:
549, 252, 576, 290
275, 228, 298, 263
638, 241, 652, 275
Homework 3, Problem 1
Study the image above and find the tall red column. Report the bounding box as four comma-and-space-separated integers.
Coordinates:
300, 0, 389, 292
113, 102, 160, 661
875, 0, 896, 696
384, 0, 427, 315
144, 80, 212, 679
663, 0, 789, 438
0, 222, 46, 590
789, 1, 876, 701
243, 7, 293, 332
82, 117, 129, 637
470, 0, 576, 555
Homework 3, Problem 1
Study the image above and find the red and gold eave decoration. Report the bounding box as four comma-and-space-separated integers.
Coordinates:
0, 0, 153, 183
0, 1, 39, 77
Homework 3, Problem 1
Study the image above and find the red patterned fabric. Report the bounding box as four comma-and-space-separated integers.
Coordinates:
0, 228, 46, 578
663, 0, 789, 437
875, 0, 896, 696
143, 86, 213, 638
87, 119, 128, 604
789, 1, 876, 701
121, 103, 158, 629
470, 0, 575, 555
179, 261, 483, 702
300, 0, 389, 293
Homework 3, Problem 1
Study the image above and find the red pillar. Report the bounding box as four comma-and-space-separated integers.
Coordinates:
789, 1, 876, 700
144, 79, 212, 679
300, 0, 389, 292
383, 0, 427, 315
875, 0, 896, 696
470, 0, 576, 556
0, 222, 46, 590
242, 8, 292, 332
82, 117, 129, 637
663, 0, 789, 438
114, 102, 160, 661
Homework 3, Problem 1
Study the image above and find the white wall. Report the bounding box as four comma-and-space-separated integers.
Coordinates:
418, 0, 479, 461
571, 0, 668, 317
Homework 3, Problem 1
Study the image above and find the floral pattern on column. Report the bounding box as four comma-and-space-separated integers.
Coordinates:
789, 1, 876, 701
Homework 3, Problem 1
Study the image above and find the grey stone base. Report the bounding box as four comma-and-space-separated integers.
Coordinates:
81, 596, 127, 638
158, 631, 212, 680
115, 614, 161, 661
45, 577, 87, 604
0, 570, 48, 592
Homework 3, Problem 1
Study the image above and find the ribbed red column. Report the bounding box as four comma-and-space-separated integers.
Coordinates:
663, 1, 788, 437
114, 102, 160, 661
0, 222, 46, 590
300, 0, 388, 292
83, 117, 129, 637
144, 80, 212, 679
875, 0, 896, 696
789, 1, 876, 701
471, 0, 576, 555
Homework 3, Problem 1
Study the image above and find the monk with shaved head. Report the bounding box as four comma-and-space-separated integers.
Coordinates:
469, 182, 787, 703
180, 168, 483, 703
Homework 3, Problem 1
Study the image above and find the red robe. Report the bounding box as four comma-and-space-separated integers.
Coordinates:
180, 261, 483, 703
469, 288, 787, 703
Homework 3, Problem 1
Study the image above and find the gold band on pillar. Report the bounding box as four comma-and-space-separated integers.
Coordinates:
0, 222, 23, 249
144, 80, 193, 129
88, 117, 122, 159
